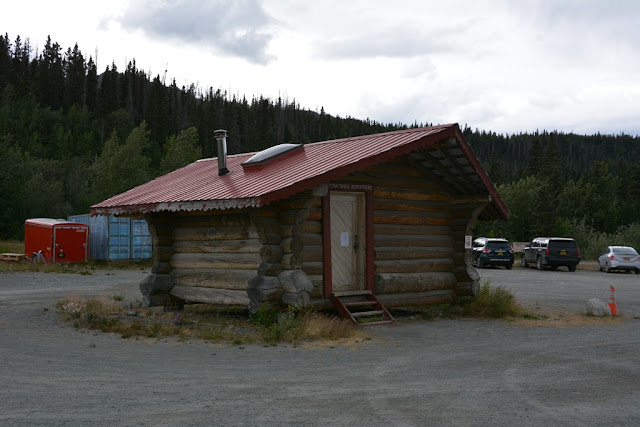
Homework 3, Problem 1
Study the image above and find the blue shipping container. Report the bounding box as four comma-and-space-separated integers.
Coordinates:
67, 214, 152, 261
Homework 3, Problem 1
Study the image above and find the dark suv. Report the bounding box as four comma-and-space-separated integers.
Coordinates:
471, 237, 514, 269
521, 237, 580, 271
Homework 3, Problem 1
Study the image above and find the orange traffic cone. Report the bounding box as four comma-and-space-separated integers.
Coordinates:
608, 285, 618, 316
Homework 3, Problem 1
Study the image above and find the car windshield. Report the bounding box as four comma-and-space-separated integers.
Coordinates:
485, 241, 511, 250
612, 247, 638, 255
549, 240, 577, 250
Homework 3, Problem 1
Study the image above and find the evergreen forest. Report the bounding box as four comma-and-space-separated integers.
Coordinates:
1, 34, 639, 259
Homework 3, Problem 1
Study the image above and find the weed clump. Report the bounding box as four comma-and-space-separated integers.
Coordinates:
250, 305, 356, 345
462, 282, 527, 318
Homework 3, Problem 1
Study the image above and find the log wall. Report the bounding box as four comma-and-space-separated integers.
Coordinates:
306, 157, 465, 307
166, 210, 262, 306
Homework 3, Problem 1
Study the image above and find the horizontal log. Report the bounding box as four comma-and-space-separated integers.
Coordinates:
302, 221, 322, 234
174, 213, 252, 227
377, 289, 455, 307
172, 239, 260, 254
374, 187, 451, 202
170, 285, 249, 306
374, 211, 450, 226
344, 170, 444, 190
301, 246, 323, 263
374, 234, 454, 248
170, 268, 255, 290
302, 261, 323, 276
374, 272, 456, 294
301, 232, 322, 247
375, 259, 454, 274
375, 247, 454, 261
373, 198, 450, 212
172, 226, 259, 241
307, 208, 322, 222
170, 252, 260, 269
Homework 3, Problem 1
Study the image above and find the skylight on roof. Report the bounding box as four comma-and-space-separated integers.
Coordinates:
241, 143, 303, 168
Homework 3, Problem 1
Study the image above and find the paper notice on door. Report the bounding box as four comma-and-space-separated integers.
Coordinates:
340, 232, 350, 247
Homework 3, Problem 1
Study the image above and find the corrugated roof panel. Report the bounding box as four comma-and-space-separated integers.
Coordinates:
91, 124, 507, 219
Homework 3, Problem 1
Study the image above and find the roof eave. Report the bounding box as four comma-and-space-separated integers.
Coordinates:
90, 197, 262, 216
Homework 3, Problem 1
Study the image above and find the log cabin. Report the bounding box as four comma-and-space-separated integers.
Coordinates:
91, 124, 508, 322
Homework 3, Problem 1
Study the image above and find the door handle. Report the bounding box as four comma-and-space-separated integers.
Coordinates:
353, 235, 358, 253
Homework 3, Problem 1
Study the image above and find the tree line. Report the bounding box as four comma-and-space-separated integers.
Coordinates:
1, 33, 639, 259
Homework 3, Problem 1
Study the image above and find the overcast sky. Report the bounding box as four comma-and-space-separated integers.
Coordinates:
4, 0, 639, 136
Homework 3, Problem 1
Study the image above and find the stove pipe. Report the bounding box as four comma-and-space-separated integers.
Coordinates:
214, 129, 229, 176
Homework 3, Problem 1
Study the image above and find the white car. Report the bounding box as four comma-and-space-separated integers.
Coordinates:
597, 246, 640, 274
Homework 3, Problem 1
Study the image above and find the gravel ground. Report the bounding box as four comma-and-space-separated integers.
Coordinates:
1, 268, 639, 426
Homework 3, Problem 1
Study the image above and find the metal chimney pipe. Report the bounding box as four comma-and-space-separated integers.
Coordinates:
214, 129, 230, 176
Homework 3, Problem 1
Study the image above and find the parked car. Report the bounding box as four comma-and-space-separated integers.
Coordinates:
471, 237, 514, 269
521, 237, 580, 271
597, 246, 640, 274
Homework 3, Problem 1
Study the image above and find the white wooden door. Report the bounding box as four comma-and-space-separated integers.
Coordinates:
330, 193, 365, 292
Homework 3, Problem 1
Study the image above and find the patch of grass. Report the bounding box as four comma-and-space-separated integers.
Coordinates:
57, 297, 363, 346
0, 240, 23, 253
250, 305, 357, 345
461, 282, 535, 318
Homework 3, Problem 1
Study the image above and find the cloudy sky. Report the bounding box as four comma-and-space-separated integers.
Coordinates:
4, 0, 639, 136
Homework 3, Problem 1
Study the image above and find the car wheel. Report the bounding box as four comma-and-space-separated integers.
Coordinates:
568, 265, 576, 272
521, 256, 528, 268
598, 261, 604, 272
506, 263, 513, 270
605, 262, 611, 273
537, 257, 544, 271
478, 258, 485, 269
635, 269, 640, 275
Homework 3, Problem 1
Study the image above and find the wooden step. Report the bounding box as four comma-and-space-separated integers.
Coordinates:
332, 290, 372, 297
351, 310, 384, 318
343, 300, 377, 308
330, 291, 395, 326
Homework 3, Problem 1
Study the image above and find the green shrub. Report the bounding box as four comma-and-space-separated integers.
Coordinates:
463, 282, 524, 318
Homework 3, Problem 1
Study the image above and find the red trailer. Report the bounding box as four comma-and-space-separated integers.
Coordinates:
24, 218, 89, 263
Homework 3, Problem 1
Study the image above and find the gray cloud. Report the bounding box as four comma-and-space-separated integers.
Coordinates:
315, 25, 457, 59
117, 0, 275, 64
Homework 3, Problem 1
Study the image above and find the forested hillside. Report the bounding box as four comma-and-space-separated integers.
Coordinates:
1, 33, 640, 258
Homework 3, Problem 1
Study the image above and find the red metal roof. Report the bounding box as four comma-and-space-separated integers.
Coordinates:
91, 124, 508, 219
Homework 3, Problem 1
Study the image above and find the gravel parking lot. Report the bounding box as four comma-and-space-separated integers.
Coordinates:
1, 268, 639, 426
